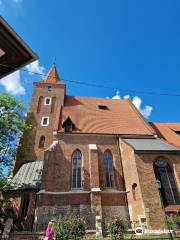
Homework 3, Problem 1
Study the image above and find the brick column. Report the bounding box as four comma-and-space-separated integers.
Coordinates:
89, 144, 102, 236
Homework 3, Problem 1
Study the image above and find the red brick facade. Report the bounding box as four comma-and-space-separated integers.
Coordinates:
7, 66, 180, 232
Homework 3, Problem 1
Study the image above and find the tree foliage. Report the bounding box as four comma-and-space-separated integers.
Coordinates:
0, 93, 27, 177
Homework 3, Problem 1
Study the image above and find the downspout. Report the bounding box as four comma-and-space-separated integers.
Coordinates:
116, 135, 131, 225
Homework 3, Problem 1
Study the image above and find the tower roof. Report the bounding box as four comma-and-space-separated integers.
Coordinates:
43, 65, 61, 83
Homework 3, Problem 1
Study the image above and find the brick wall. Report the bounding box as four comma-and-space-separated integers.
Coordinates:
13, 82, 65, 174
120, 139, 180, 229
135, 152, 180, 229
119, 139, 145, 226
37, 133, 129, 228
2, 190, 37, 231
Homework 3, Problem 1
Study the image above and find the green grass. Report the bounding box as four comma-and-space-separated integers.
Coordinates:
85, 236, 180, 240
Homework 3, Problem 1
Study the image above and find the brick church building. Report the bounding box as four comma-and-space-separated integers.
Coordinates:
5, 65, 180, 232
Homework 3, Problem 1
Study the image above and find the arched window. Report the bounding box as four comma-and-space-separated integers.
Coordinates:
72, 150, 82, 189
103, 150, 114, 188
154, 159, 180, 206
39, 136, 45, 148
132, 183, 137, 201
21, 195, 29, 218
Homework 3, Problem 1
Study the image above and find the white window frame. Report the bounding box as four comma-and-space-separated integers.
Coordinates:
41, 116, 49, 126
44, 97, 52, 106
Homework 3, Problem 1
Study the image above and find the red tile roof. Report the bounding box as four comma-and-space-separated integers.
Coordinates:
42, 65, 61, 84
59, 96, 155, 135
150, 122, 180, 147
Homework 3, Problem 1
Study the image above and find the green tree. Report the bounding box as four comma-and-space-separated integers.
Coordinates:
0, 93, 27, 177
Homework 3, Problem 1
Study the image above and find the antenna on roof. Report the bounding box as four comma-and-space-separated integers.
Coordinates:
53, 57, 57, 67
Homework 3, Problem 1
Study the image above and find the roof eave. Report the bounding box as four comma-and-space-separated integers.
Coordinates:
0, 16, 38, 78
134, 150, 180, 154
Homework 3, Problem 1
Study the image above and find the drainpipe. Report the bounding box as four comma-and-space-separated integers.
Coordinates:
116, 135, 131, 226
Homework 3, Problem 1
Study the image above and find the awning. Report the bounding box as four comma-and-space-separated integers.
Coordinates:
123, 138, 180, 152
12, 160, 43, 189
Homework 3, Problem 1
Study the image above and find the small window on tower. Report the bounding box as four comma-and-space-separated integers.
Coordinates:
44, 97, 52, 105
48, 85, 52, 91
41, 117, 49, 126
39, 136, 45, 148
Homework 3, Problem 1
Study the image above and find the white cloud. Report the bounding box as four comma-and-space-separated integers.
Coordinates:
111, 91, 153, 118
132, 96, 152, 118
0, 70, 25, 95
112, 90, 121, 99
123, 95, 130, 99
26, 60, 45, 75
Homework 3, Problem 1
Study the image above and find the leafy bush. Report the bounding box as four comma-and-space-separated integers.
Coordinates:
54, 214, 85, 240
108, 218, 127, 240
166, 214, 180, 234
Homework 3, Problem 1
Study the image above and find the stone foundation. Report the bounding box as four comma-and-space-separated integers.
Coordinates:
102, 205, 129, 227
35, 204, 95, 230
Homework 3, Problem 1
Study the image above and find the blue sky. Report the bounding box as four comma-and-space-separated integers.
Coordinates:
0, 0, 180, 121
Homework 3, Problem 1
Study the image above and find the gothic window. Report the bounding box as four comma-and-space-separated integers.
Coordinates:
37, 96, 43, 113
103, 150, 115, 188
72, 150, 82, 189
39, 136, 45, 148
20, 195, 29, 218
132, 183, 137, 201
48, 85, 52, 91
154, 159, 180, 206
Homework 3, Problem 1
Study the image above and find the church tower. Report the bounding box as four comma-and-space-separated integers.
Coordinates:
14, 65, 65, 173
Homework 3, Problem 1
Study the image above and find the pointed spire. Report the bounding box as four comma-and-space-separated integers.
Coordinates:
43, 65, 61, 84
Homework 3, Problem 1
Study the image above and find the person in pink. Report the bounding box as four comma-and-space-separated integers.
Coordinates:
45, 221, 54, 240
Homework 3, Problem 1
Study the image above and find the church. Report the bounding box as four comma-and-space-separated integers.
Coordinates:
4, 65, 180, 232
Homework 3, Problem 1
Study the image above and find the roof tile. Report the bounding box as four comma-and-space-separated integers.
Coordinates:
59, 96, 155, 135
150, 122, 180, 147
42, 65, 61, 84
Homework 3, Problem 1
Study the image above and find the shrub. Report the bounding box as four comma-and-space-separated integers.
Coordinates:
108, 218, 127, 240
54, 214, 85, 240
166, 214, 180, 234
0, 205, 19, 226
